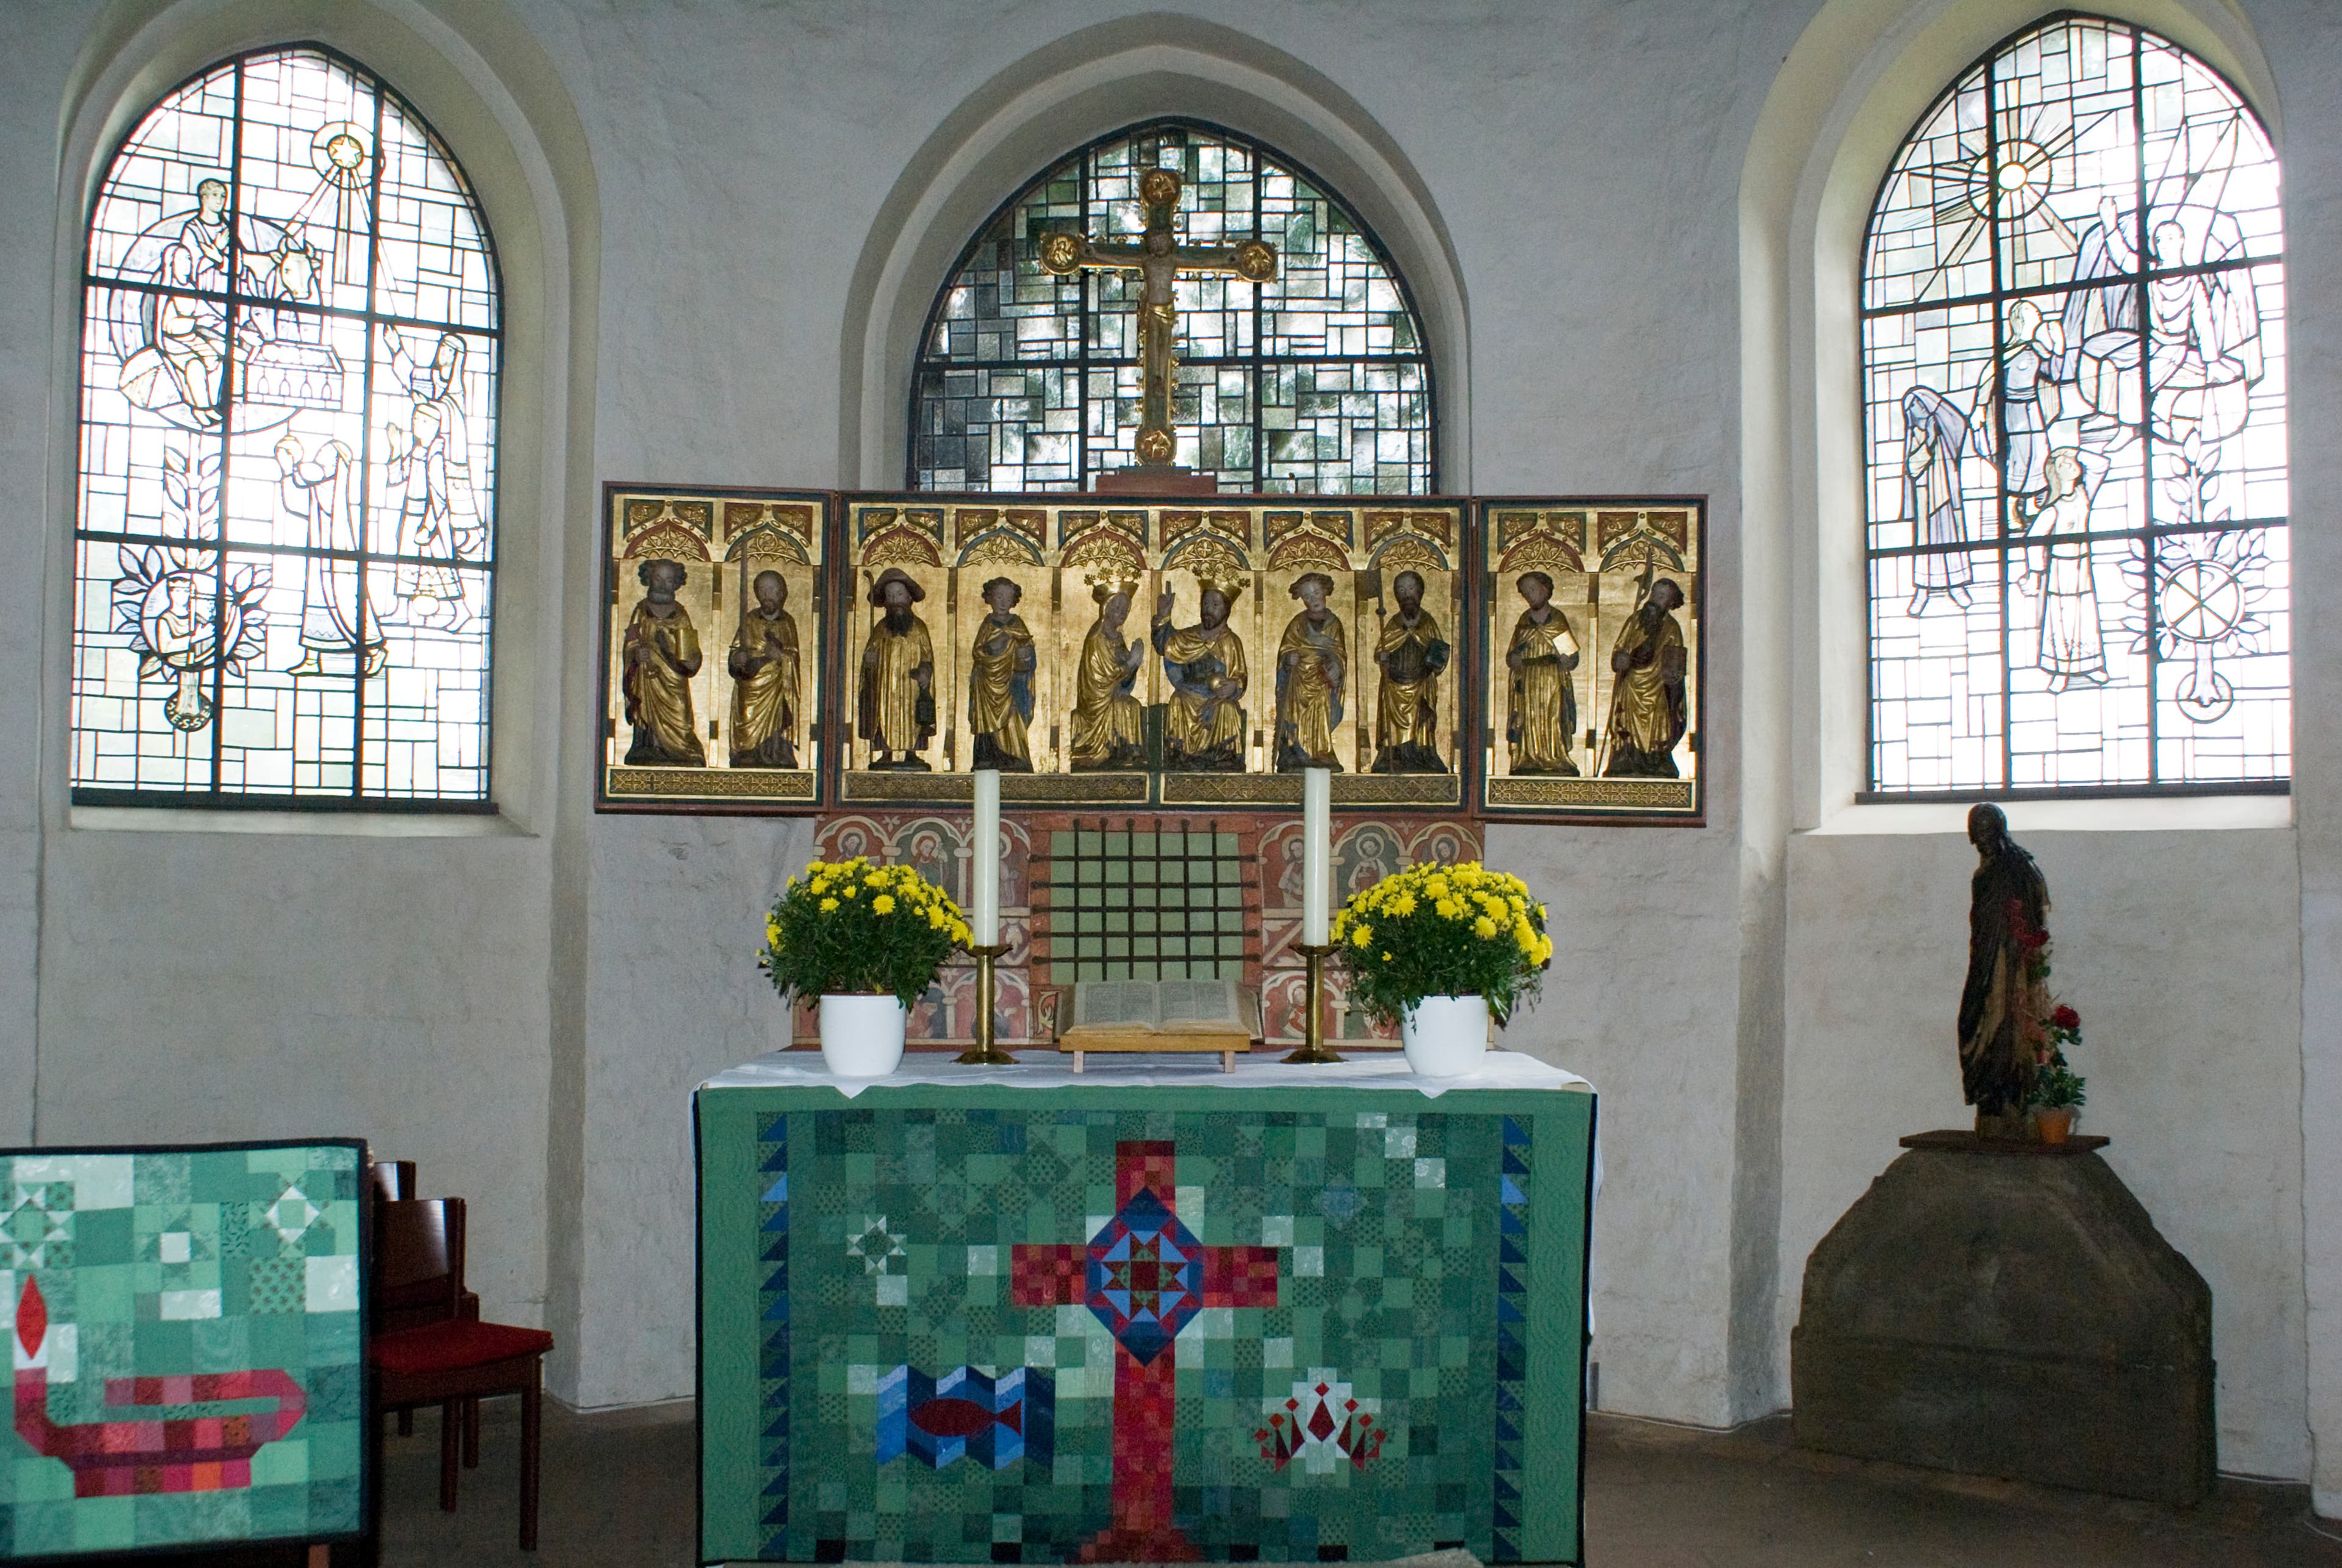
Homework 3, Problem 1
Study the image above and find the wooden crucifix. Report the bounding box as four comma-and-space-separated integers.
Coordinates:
1039, 167, 1278, 471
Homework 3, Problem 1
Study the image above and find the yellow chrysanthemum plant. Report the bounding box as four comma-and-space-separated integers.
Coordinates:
1330, 861, 1553, 1028
759, 857, 972, 1010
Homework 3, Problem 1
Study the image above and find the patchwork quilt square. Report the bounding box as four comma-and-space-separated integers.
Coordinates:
1, 1142, 367, 1559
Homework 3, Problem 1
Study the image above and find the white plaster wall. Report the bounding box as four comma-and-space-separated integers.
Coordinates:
1747, 0, 2325, 1487
1490, 825, 1755, 1423
1780, 829, 2310, 1480
0, 0, 597, 1336
2247, 0, 2342, 1513
567, 814, 815, 1409
34, 831, 557, 1323
0, 12, 80, 1147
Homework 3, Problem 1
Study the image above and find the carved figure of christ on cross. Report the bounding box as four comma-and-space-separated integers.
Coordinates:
1011, 1139, 1281, 1562
1039, 167, 1280, 469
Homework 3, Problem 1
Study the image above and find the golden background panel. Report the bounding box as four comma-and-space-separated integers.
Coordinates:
1162, 773, 1299, 806
1334, 775, 1461, 806
607, 766, 817, 801
1486, 776, 1694, 810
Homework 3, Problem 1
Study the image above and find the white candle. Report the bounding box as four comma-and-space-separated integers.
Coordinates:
1303, 767, 1332, 947
971, 768, 1001, 947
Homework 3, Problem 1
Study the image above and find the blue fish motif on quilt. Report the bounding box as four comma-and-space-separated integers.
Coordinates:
875, 1364, 1053, 1470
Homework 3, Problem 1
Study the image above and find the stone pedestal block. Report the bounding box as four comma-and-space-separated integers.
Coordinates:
1791, 1131, 2215, 1505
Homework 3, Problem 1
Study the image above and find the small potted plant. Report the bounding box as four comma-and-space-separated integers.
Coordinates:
2029, 1003, 2088, 1143
759, 856, 970, 1076
1331, 861, 1552, 1076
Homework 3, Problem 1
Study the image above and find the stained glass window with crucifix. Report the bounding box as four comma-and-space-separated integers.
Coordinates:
71, 46, 499, 806
1861, 15, 2287, 797
912, 120, 1434, 494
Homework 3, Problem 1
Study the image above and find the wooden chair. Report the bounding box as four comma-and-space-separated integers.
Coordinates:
368, 1161, 487, 1439
368, 1159, 417, 1203
368, 1198, 554, 1551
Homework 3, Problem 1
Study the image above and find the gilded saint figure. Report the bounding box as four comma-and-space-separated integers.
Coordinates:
1602, 578, 1689, 778
1959, 804, 2051, 1139
968, 576, 1037, 772
1275, 572, 1347, 773
621, 557, 705, 767
1070, 584, 1147, 771
858, 567, 936, 770
727, 570, 801, 768
1369, 570, 1450, 773
1505, 571, 1581, 775
1153, 583, 1248, 771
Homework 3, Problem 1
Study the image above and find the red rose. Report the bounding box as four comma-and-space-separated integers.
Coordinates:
2052, 1004, 2080, 1030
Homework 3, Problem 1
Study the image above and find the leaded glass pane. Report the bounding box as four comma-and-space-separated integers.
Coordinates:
73, 48, 499, 805
913, 121, 1433, 494
1862, 16, 2286, 795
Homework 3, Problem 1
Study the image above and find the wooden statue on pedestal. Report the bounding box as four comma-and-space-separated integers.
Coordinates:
1958, 803, 2050, 1139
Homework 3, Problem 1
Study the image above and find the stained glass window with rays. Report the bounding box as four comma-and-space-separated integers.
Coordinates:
912, 120, 1433, 494
1861, 16, 2286, 797
73, 46, 499, 806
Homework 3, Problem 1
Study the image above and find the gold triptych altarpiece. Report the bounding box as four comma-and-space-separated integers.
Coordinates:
597, 485, 1703, 823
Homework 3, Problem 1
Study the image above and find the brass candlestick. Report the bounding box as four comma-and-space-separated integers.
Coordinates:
1283, 942, 1345, 1064
955, 943, 1015, 1065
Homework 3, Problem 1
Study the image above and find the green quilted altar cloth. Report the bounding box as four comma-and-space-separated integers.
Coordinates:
696, 1054, 1593, 1566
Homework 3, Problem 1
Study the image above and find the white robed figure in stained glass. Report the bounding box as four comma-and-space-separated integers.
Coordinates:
276, 435, 385, 676
2027, 447, 2108, 692
1900, 385, 1974, 614
382, 324, 484, 629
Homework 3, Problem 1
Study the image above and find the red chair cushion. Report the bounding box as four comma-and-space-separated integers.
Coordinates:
370, 1319, 554, 1376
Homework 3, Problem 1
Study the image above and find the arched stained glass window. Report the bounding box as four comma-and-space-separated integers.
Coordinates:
73, 47, 500, 806
912, 120, 1433, 494
1861, 16, 2285, 796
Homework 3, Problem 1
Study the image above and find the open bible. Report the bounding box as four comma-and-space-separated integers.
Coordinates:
1058, 978, 1259, 1072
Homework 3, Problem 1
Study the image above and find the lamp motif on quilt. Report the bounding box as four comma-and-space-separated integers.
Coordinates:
13, 1276, 309, 1497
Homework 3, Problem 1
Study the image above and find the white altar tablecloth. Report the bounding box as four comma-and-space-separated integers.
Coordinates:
700, 1046, 1592, 1100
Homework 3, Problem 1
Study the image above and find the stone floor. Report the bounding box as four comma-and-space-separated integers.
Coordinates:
369, 1399, 2342, 1567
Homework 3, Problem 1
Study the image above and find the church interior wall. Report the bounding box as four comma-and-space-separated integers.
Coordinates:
2249, 0, 2342, 1516
12, 0, 606, 1339
1779, 827, 2310, 1479
1753, 0, 2326, 1487
552, 0, 1792, 1417
1, 0, 2335, 1492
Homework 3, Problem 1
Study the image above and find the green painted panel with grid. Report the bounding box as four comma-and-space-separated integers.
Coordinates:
0, 1142, 367, 1560
1048, 829, 1249, 983
697, 1083, 1592, 1564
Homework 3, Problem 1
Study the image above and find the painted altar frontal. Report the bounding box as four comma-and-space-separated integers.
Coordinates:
599, 487, 1704, 823
695, 1071, 1594, 1565
0, 1140, 365, 1561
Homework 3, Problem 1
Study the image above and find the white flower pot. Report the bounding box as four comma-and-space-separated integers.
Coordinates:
818, 994, 908, 1077
1401, 994, 1491, 1076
